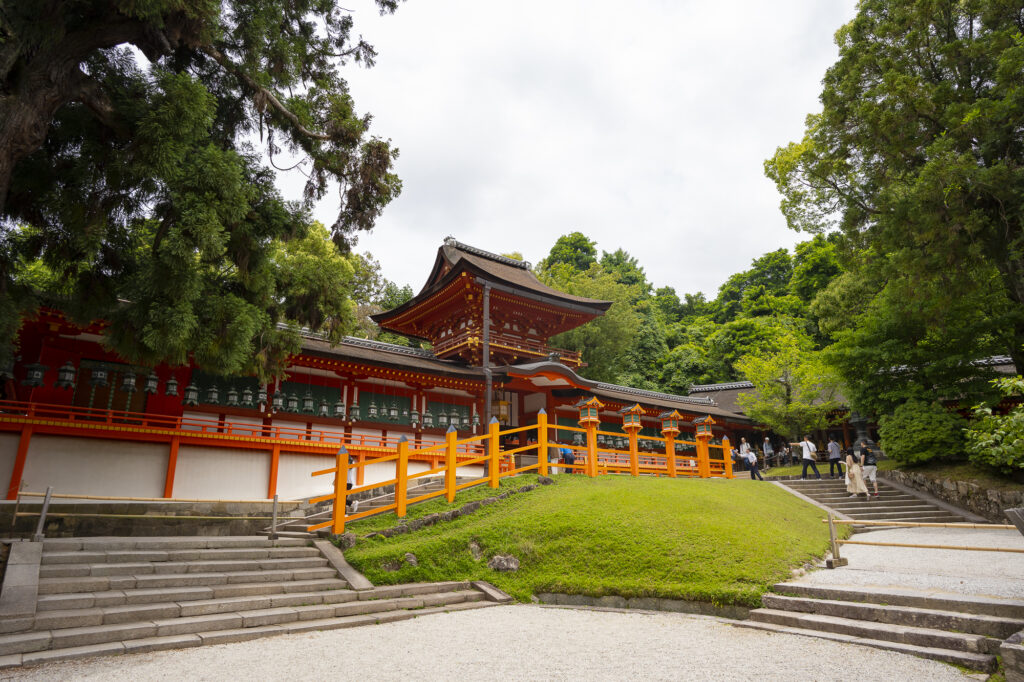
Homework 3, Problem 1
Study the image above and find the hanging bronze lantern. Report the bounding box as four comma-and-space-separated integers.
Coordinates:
241, 387, 254, 407
422, 408, 433, 428
144, 371, 159, 394
368, 398, 378, 420
165, 375, 179, 397
319, 399, 329, 417
349, 402, 361, 421
389, 400, 399, 421
410, 407, 420, 428
302, 390, 315, 414
437, 409, 448, 427
21, 363, 46, 387
460, 410, 470, 429
226, 387, 239, 406
183, 383, 199, 406
472, 412, 480, 428
55, 361, 76, 390
206, 384, 219, 404
256, 386, 267, 406
272, 390, 284, 411
334, 399, 346, 419
120, 371, 137, 394
287, 393, 299, 412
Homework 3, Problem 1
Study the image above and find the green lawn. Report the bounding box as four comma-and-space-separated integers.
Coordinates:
342, 474, 838, 608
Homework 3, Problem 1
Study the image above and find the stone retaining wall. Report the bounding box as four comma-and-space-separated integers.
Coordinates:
881, 470, 1024, 523
536, 593, 750, 620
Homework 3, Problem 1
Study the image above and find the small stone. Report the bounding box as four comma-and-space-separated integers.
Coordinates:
487, 554, 520, 572
480, 497, 497, 505
335, 532, 356, 549
403, 553, 418, 567
382, 559, 402, 572
462, 501, 481, 513
537, 476, 554, 485
407, 518, 425, 531
440, 511, 454, 522
469, 540, 483, 561
421, 513, 440, 526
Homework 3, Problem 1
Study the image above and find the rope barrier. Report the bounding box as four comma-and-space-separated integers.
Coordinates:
840, 539, 1024, 554
823, 519, 1015, 530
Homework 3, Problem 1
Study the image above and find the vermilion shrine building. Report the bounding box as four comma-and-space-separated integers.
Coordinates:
0, 239, 752, 502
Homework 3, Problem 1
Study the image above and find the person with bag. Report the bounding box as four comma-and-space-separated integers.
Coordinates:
845, 447, 869, 499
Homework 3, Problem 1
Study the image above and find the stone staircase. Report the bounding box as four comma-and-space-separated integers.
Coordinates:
0, 536, 503, 669
735, 582, 1024, 672
778, 477, 967, 524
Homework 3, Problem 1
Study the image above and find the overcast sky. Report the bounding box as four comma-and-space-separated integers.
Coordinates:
292, 0, 860, 299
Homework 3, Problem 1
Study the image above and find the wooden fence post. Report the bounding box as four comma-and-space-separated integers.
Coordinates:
585, 423, 598, 477
722, 436, 733, 479
396, 436, 409, 518
488, 418, 500, 489
628, 430, 639, 477
445, 425, 457, 503
665, 433, 676, 478
696, 439, 710, 478
333, 447, 347, 534
537, 409, 549, 477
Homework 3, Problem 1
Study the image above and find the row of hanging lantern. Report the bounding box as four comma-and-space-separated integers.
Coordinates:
8, 359, 179, 397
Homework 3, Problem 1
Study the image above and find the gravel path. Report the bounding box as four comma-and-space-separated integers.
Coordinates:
0, 605, 976, 682
799, 527, 1024, 599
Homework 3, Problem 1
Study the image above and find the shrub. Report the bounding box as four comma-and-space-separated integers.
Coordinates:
878, 399, 967, 465
965, 376, 1024, 475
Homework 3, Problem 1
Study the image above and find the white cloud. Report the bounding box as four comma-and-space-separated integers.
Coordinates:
280, 0, 859, 297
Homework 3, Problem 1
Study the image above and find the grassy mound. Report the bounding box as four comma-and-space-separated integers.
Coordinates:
342, 474, 836, 607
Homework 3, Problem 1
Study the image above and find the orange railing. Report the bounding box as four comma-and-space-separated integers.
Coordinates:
307, 413, 734, 534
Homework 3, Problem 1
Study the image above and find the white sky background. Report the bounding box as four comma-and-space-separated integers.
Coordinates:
288, 0, 860, 299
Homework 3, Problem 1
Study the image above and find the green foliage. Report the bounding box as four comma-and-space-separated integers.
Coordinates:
878, 400, 968, 466
735, 335, 846, 440
540, 232, 597, 271
765, 0, 1024, 376
0, 0, 403, 374
344, 475, 836, 606
790, 236, 841, 303
599, 248, 651, 299
966, 376, 1024, 475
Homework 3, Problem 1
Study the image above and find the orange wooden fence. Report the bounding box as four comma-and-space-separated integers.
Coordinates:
308, 411, 734, 534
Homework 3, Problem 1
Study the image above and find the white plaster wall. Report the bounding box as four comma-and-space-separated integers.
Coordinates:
222, 415, 266, 438
305, 420, 345, 444
524, 393, 546, 415
276, 452, 336, 501
0, 433, 19, 494
350, 427, 383, 447
21, 435, 167, 498
173, 445, 270, 500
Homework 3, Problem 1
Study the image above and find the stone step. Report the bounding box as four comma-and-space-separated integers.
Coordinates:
829, 505, 937, 514
0, 599, 495, 669
38, 556, 328, 579
36, 578, 349, 611
41, 537, 308, 552
828, 499, 934, 509
37, 567, 339, 595
0, 589, 485, 659
810, 492, 914, 500
762, 594, 1024, 639
732, 620, 997, 672
840, 510, 958, 520
772, 583, 1024, 619
40, 546, 320, 565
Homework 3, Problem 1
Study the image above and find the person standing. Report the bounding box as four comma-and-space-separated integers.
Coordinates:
746, 447, 763, 480
763, 437, 775, 467
562, 445, 576, 474
846, 447, 869, 498
791, 435, 822, 480
827, 436, 843, 479
861, 442, 879, 497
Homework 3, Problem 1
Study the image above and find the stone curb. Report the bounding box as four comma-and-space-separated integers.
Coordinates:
877, 473, 989, 523
769, 481, 855, 523
535, 593, 750, 620
0, 541, 41, 623
312, 539, 373, 591
471, 581, 513, 603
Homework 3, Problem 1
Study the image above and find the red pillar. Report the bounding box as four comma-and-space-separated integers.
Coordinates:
163, 436, 180, 498
268, 444, 281, 499
6, 425, 33, 500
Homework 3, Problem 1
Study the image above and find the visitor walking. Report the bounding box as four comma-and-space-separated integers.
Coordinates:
791, 435, 821, 480
861, 441, 879, 498
746, 448, 763, 481
827, 436, 843, 479
763, 437, 774, 467
845, 447, 869, 498
346, 452, 359, 513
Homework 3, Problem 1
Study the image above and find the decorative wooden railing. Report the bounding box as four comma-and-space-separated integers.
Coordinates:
307, 411, 733, 534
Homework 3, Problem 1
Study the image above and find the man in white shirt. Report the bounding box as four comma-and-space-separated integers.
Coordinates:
790, 435, 822, 480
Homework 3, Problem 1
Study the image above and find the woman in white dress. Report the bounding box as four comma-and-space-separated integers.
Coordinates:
845, 448, 869, 498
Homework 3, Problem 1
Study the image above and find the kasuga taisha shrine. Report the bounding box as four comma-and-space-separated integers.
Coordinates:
1, 239, 755, 504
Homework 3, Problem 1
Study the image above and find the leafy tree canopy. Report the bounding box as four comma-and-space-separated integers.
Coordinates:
0, 0, 403, 376
539, 232, 598, 272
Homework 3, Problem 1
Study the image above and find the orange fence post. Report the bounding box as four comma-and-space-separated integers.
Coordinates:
537, 409, 549, 477
445, 425, 457, 503
163, 436, 179, 498
722, 436, 733, 479
695, 438, 710, 478
6, 425, 32, 500
665, 433, 676, 478
333, 447, 348, 534
585, 423, 598, 477
396, 436, 409, 518
488, 418, 500, 488
356, 453, 365, 486
627, 429, 639, 477
267, 444, 280, 500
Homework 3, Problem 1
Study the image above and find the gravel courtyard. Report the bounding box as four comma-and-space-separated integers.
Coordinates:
0, 605, 979, 682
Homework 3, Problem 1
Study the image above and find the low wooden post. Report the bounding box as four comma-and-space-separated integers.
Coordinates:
537, 409, 549, 477
445, 425, 457, 503
333, 447, 348, 534
722, 436, 733, 479
665, 433, 676, 478
488, 418, 501, 489
585, 423, 598, 477
627, 430, 639, 477
826, 513, 848, 568
396, 436, 409, 518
